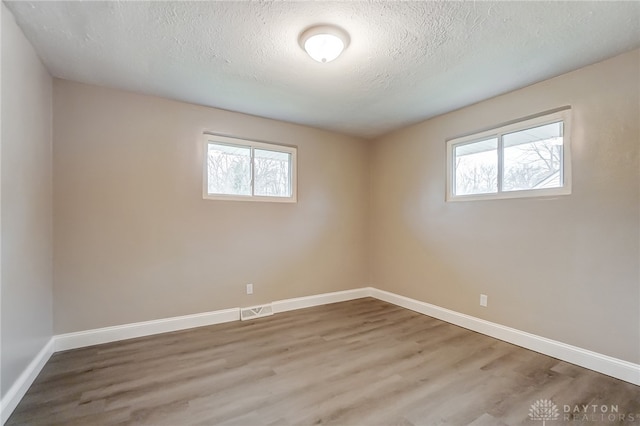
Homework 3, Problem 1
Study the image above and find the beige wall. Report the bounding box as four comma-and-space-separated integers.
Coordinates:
28, 36, 640, 367
1, 4, 53, 397
53, 80, 369, 333
370, 50, 640, 363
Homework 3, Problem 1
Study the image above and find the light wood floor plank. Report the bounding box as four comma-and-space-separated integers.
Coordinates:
7, 298, 640, 425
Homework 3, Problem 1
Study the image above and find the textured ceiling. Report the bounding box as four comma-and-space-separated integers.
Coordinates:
4, 1, 640, 139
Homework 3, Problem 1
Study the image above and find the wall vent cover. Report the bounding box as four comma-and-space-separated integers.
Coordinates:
240, 304, 273, 321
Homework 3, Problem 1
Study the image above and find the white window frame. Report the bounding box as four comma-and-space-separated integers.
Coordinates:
446, 109, 572, 202
203, 134, 297, 203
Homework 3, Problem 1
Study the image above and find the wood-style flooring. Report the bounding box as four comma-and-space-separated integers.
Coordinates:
7, 298, 640, 425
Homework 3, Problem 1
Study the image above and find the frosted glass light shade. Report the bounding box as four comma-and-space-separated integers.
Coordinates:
299, 25, 349, 63
304, 34, 344, 63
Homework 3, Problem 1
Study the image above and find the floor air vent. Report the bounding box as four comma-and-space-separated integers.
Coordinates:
240, 304, 274, 321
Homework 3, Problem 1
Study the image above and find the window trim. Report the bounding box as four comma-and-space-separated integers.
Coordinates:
203, 134, 297, 203
445, 109, 572, 202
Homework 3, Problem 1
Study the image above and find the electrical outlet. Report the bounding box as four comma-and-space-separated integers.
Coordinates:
480, 294, 488, 307
246, 283, 253, 295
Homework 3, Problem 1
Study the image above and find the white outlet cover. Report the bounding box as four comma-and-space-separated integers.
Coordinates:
246, 283, 253, 295
480, 294, 488, 307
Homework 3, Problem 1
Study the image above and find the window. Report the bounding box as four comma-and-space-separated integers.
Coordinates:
203, 134, 297, 202
446, 109, 571, 201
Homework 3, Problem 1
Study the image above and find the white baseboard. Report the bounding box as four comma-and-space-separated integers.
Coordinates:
54, 308, 240, 352
1, 338, 54, 425
4, 286, 638, 425
54, 288, 369, 354
272, 288, 371, 313
369, 287, 640, 386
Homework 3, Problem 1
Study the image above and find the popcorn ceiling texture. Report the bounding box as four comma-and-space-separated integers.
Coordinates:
5, 1, 640, 138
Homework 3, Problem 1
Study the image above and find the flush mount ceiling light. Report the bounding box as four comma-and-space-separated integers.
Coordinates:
299, 25, 350, 63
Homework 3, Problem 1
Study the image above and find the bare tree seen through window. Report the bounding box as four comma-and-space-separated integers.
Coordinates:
206, 143, 292, 198
455, 138, 498, 195
254, 149, 291, 197
207, 144, 251, 196
453, 122, 563, 196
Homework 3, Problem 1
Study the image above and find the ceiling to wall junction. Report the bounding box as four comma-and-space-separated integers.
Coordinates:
5, 1, 640, 138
